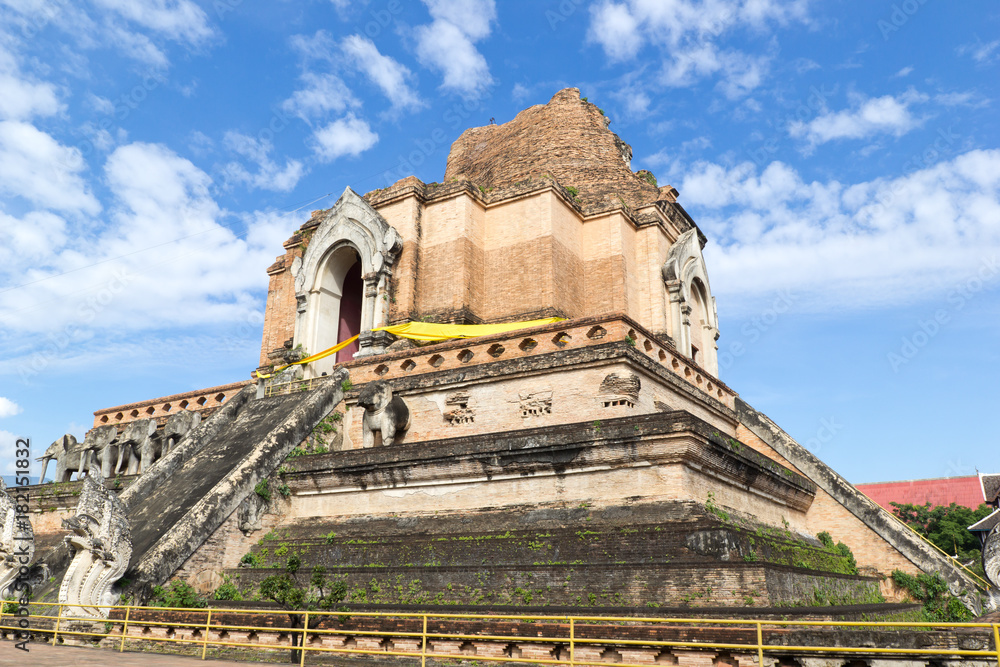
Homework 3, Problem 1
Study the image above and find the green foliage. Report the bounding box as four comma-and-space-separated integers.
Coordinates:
341, 378, 353, 392
564, 186, 579, 198
258, 563, 349, 612
817, 531, 834, 549
150, 580, 207, 608
213, 575, 244, 601
891, 570, 973, 622
240, 551, 264, 567
891, 501, 993, 574
324, 531, 337, 544
277, 483, 292, 498
624, 335, 636, 347
636, 170, 657, 186
834, 541, 858, 574
254, 478, 271, 502
705, 491, 730, 522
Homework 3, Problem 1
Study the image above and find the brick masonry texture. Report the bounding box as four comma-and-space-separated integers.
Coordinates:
444, 88, 663, 210
256, 89, 705, 367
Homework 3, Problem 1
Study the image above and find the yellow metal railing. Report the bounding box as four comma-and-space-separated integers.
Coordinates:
2, 602, 999, 666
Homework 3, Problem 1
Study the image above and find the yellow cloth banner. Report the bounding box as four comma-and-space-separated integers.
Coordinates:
256, 317, 564, 379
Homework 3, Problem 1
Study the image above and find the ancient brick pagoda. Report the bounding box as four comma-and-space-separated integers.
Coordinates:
23, 89, 982, 628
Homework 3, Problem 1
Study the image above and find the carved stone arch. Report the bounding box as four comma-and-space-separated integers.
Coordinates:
293, 187, 403, 375
662, 229, 720, 377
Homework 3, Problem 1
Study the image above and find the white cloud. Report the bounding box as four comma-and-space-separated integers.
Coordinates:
0, 142, 301, 342
957, 38, 1000, 64
789, 91, 927, 148
311, 114, 378, 161
587, 0, 809, 96
221, 131, 305, 192
1, 0, 213, 70
0, 398, 22, 418
894, 66, 914, 78
511, 82, 530, 103
678, 150, 1000, 312
91, 0, 213, 45
0, 120, 101, 214
283, 72, 359, 121
0, 43, 62, 121
587, 2, 640, 62
414, 0, 496, 98
341, 35, 422, 112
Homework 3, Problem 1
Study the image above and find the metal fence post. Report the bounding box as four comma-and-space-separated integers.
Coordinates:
119, 605, 131, 652
300, 611, 310, 667
756, 621, 764, 667
201, 608, 212, 660
421, 614, 428, 667
993, 623, 1000, 667
569, 617, 575, 667
51, 604, 63, 646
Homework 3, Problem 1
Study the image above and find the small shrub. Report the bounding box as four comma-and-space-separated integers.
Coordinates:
254, 479, 271, 502
891, 570, 973, 621
214, 575, 244, 601
150, 580, 207, 608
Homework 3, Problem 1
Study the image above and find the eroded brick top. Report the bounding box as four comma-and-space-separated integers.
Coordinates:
444, 87, 668, 210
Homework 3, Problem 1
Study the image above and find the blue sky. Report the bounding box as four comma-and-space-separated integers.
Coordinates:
0, 0, 998, 486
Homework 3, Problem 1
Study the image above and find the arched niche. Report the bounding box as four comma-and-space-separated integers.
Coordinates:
662, 229, 720, 377
293, 187, 402, 376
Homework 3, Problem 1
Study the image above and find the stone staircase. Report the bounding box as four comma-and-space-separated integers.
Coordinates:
31, 371, 348, 604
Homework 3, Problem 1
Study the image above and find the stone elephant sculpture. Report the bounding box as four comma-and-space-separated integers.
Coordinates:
358, 380, 410, 448
37, 434, 87, 483
162, 410, 201, 457
115, 419, 158, 475
80, 424, 120, 479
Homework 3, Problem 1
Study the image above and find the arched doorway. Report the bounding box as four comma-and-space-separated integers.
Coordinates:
310, 246, 363, 375
336, 260, 363, 362
689, 279, 708, 367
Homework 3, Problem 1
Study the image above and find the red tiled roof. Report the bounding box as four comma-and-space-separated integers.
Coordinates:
855, 476, 986, 511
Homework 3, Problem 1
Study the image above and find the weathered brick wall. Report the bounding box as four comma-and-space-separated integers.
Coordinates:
256, 90, 703, 367
444, 88, 663, 210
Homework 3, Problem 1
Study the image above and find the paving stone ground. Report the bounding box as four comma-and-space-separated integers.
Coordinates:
0, 641, 281, 666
